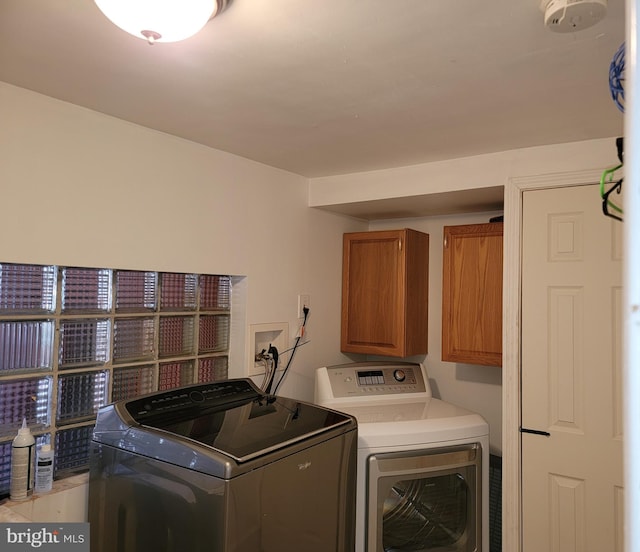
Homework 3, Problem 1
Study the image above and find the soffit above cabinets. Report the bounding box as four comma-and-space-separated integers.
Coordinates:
313, 186, 504, 221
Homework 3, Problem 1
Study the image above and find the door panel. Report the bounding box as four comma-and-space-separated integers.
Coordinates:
521, 184, 623, 552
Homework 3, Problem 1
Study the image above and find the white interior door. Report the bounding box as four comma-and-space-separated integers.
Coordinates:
521, 184, 624, 552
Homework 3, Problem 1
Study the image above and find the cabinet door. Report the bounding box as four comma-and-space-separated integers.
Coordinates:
341, 229, 428, 357
442, 223, 503, 366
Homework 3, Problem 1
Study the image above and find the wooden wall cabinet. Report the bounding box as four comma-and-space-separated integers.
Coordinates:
441, 222, 503, 366
341, 228, 429, 357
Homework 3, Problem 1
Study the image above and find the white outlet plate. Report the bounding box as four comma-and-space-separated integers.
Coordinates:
297, 294, 310, 318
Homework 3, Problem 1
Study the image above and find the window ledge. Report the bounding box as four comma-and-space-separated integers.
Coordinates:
0, 473, 89, 522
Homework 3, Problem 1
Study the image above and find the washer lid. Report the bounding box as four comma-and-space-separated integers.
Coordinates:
94, 379, 356, 477
144, 395, 352, 462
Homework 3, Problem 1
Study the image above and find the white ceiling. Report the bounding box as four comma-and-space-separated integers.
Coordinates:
0, 0, 625, 179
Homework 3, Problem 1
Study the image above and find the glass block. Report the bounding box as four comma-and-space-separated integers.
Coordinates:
54, 425, 94, 477
56, 371, 108, 424
58, 319, 110, 368
0, 377, 51, 436
199, 314, 230, 353
61, 268, 112, 313
158, 361, 193, 391
112, 365, 155, 402
198, 356, 228, 383
115, 271, 157, 312
0, 441, 11, 495
0, 320, 54, 372
0, 263, 57, 313
200, 275, 231, 310
113, 317, 155, 363
160, 273, 197, 311
159, 316, 194, 357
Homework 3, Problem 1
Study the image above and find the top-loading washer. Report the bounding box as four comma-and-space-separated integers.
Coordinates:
315, 361, 489, 552
89, 378, 357, 552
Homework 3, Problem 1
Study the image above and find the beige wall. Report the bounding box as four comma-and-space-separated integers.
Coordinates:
0, 82, 364, 401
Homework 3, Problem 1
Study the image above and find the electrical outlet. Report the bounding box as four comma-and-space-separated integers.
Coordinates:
297, 294, 310, 319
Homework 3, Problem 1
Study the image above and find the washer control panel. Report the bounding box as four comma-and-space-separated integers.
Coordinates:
125, 379, 261, 421
322, 362, 427, 398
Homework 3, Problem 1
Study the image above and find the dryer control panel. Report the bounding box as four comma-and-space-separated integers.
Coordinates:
317, 362, 429, 399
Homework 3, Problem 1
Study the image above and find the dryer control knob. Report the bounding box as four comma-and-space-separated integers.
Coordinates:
393, 369, 406, 382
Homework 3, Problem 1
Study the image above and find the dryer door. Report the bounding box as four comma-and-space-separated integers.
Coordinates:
367, 443, 481, 552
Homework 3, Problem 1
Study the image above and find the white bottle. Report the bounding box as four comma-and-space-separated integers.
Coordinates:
35, 444, 54, 494
9, 418, 35, 501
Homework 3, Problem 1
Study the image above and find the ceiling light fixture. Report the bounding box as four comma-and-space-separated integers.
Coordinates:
94, 0, 231, 45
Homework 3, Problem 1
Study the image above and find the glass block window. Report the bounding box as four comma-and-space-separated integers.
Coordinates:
199, 315, 230, 353
200, 275, 231, 310
0, 262, 232, 492
61, 268, 112, 313
113, 318, 155, 363
115, 271, 157, 312
198, 356, 229, 383
0, 376, 51, 436
56, 371, 109, 424
112, 365, 155, 402
0, 442, 11, 496
159, 316, 195, 357
58, 319, 110, 368
54, 425, 95, 478
160, 273, 197, 311
0, 264, 56, 313
158, 360, 194, 391
0, 320, 55, 372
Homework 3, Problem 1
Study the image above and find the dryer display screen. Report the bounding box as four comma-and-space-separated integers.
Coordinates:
357, 370, 385, 386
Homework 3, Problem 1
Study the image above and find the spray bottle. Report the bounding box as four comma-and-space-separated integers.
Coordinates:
9, 418, 35, 501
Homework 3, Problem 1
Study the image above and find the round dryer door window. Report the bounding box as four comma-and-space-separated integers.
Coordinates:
367, 444, 482, 552
382, 474, 469, 550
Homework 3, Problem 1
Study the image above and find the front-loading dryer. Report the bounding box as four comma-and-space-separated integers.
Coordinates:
315, 361, 489, 552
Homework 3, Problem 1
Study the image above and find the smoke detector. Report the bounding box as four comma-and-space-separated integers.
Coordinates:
540, 0, 607, 32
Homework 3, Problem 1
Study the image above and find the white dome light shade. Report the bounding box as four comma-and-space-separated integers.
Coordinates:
94, 0, 218, 43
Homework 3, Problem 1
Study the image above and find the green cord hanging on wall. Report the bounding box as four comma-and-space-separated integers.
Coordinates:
600, 137, 623, 222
